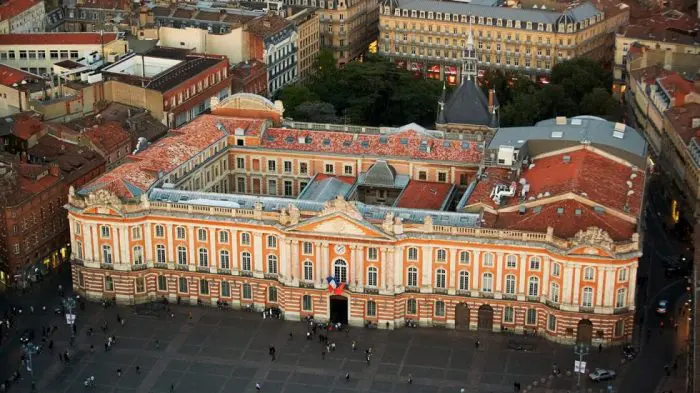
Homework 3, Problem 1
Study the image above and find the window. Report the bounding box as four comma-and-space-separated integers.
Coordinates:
366, 300, 377, 317
267, 235, 277, 248
407, 267, 418, 287
284, 181, 293, 196
220, 281, 230, 297
503, 306, 514, 323
75, 241, 83, 259
132, 226, 142, 240
135, 277, 145, 293
74, 223, 81, 235
407, 247, 418, 261
198, 248, 209, 267
267, 255, 278, 273
581, 287, 594, 307
241, 252, 251, 271
334, 260, 347, 283
583, 267, 595, 280
303, 260, 313, 281
283, 161, 292, 173
302, 294, 313, 311
102, 245, 112, 264
155, 225, 165, 238
435, 268, 446, 288
236, 157, 245, 169
367, 247, 378, 261
528, 277, 539, 296
176, 227, 186, 239
325, 163, 334, 173
299, 162, 308, 174
77, 272, 85, 288
550, 282, 560, 303
506, 255, 517, 268
614, 320, 624, 337
437, 172, 447, 182
459, 251, 470, 264
529, 257, 541, 270
367, 267, 378, 286
406, 298, 417, 314
547, 314, 556, 331
552, 262, 561, 277
101, 225, 110, 238
526, 308, 537, 325
178, 277, 188, 293
436, 249, 446, 262
268, 286, 278, 302
481, 273, 493, 292
344, 165, 353, 175
483, 252, 494, 267
302, 242, 313, 255
418, 170, 427, 180
133, 246, 144, 265
268, 160, 277, 172
242, 283, 252, 299
157, 275, 167, 291
198, 228, 207, 241
198, 279, 209, 295
240, 232, 251, 245
220, 250, 230, 269
615, 288, 626, 308
177, 246, 187, 265
104, 276, 114, 291
618, 268, 628, 282
219, 230, 229, 243
435, 301, 446, 316
505, 274, 516, 294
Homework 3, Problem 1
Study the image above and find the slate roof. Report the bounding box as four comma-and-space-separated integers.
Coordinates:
298, 175, 354, 202
362, 161, 397, 187
439, 80, 496, 127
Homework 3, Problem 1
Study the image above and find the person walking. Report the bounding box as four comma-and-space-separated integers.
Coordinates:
170, 383, 175, 393
288, 332, 293, 340
135, 366, 141, 375
475, 339, 480, 349
345, 372, 350, 382
352, 340, 357, 351
117, 368, 122, 377
408, 374, 413, 384
321, 351, 326, 360
155, 339, 160, 349
255, 383, 262, 391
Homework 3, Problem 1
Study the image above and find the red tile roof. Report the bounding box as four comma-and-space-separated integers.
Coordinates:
245, 14, 293, 38
83, 121, 131, 155
80, 116, 266, 199
0, 32, 120, 46
489, 200, 637, 241
397, 181, 453, 210
468, 148, 644, 216
12, 115, 44, 140
666, 103, 700, 144
0, 0, 40, 21
314, 173, 356, 184
0, 64, 39, 87
261, 128, 482, 163
657, 73, 697, 96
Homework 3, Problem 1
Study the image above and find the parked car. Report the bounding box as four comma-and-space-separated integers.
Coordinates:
657, 299, 669, 314
589, 369, 616, 382
622, 344, 637, 360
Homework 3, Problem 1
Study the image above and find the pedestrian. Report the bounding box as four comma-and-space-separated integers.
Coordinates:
306, 331, 311, 340
331, 342, 336, 351
345, 372, 350, 382
352, 340, 357, 351
104, 342, 109, 352
136, 366, 140, 375
366, 355, 370, 365
117, 314, 121, 324
90, 344, 94, 353
514, 382, 521, 392
289, 332, 293, 340
155, 339, 160, 349
48, 340, 53, 350
408, 374, 413, 384
321, 351, 326, 360
460, 388, 465, 393
58, 353, 63, 362
117, 368, 122, 377
170, 383, 175, 393
120, 319, 125, 327
255, 383, 261, 391
188, 312, 193, 320
72, 324, 77, 335
326, 344, 330, 353
475, 339, 480, 349
598, 343, 602, 353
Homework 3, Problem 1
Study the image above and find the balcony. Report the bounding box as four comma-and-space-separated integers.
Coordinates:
264, 273, 279, 280
364, 287, 379, 294
197, 266, 209, 273
579, 306, 594, 313
503, 293, 517, 300
100, 263, 113, 270
456, 289, 471, 296
175, 264, 189, 271
480, 291, 494, 298
405, 286, 419, 293
526, 295, 539, 302
154, 262, 168, 269
545, 299, 561, 309
71, 259, 84, 266
299, 281, 315, 288
132, 264, 147, 271
218, 268, 231, 275
240, 271, 253, 277
613, 307, 629, 315
434, 288, 448, 295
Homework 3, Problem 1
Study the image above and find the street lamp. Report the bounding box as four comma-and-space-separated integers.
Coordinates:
62, 296, 77, 333
22, 342, 39, 389
573, 343, 590, 389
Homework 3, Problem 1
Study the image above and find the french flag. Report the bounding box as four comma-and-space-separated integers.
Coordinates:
326, 276, 345, 295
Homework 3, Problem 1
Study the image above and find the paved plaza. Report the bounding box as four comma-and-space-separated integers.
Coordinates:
1, 294, 632, 393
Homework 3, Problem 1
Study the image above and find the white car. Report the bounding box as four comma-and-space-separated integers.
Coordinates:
589, 369, 616, 382
657, 299, 669, 314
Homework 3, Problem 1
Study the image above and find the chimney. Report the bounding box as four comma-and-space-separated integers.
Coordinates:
488, 89, 495, 113
49, 163, 60, 177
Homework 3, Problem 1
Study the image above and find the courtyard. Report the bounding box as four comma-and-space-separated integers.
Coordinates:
4, 296, 630, 393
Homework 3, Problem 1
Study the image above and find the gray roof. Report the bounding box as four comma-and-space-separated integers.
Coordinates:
488, 116, 648, 163
395, 0, 601, 25
439, 80, 496, 127
148, 188, 482, 227
362, 161, 397, 187
298, 176, 353, 202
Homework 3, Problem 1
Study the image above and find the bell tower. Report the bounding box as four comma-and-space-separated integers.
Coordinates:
461, 24, 478, 84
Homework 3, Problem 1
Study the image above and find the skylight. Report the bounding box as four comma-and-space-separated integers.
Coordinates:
551, 131, 563, 138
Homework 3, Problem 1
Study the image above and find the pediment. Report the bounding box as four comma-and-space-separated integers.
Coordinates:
82, 206, 123, 217
567, 245, 613, 258
287, 213, 392, 239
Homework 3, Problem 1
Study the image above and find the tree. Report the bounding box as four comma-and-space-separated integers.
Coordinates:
278, 86, 318, 119
580, 88, 619, 118
312, 48, 337, 80
295, 101, 340, 123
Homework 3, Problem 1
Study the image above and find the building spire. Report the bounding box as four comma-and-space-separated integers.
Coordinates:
461, 22, 478, 84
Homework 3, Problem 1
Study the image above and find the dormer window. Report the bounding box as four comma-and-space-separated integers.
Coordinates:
411, 10, 416, 17
461, 15, 467, 22
526, 21, 532, 29
496, 18, 502, 27
506, 19, 512, 27
436, 12, 442, 20
394, 8, 400, 16
428, 11, 433, 19
486, 18, 493, 25
419, 10, 425, 18
402, 9, 408, 16
515, 20, 521, 28
537, 23, 543, 31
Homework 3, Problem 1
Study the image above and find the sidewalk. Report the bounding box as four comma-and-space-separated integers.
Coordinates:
654, 295, 691, 393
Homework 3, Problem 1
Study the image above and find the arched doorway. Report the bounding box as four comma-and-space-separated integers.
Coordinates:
455, 303, 470, 329
576, 319, 593, 345
330, 295, 348, 324
477, 304, 494, 331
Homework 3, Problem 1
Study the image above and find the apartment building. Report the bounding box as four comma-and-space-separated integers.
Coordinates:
67, 92, 646, 345
378, 0, 629, 84
246, 14, 298, 96
0, 0, 45, 34
62, 0, 132, 32
0, 32, 128, 76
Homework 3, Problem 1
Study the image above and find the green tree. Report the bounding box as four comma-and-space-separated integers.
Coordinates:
295, 101, 339, 123
278, 85, 318, 119
580, 88, 619, 117
312, 48, 337, 80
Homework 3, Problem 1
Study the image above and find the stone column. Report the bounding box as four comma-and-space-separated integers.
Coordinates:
208, 227, 216, 272
280, 239, 290, 281
119, 225, 130, 265
421, 246, 433, 292
353, 246, 363, 288
84, 224, 94, 261
572, 266, 581, 305
187, 226, 196, 268
380, 248, 387, 289
386, 248, 395, 291
291, 240, 300, 285
321, 242, 330, 282
541, 256, 550, 300
315, 241, 324, 287
166, 224, 174, 264
253, 232, 263, 277
603, 268, 616, 307
393, 246, 404, 288
495, 252, 504, 293
448, 248, 457, 292
230, 230, 238, 273
627, 265, 637, 309
144, 223, 153, 263
595, 268, 605, 307
471, 250, 480, 291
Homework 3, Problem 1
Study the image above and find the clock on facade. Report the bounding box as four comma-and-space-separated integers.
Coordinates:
334, 245, 346, 254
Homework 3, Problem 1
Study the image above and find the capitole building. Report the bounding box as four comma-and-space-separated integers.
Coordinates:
66, 91, 648, 345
